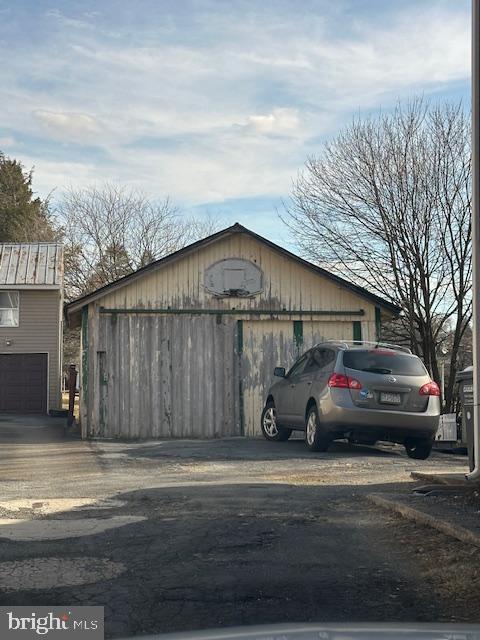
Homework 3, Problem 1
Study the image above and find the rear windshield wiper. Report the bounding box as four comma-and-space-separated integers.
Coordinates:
361, 367, 393, 374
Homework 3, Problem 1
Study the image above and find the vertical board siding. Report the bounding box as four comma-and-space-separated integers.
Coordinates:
94, 313, 240, 439
242, 320, 297, 437
236, 320, 245, 435
78, 231, 389, 439
79, 307, 88, 436
100, 233, 378, 323
242, 320, 366, 437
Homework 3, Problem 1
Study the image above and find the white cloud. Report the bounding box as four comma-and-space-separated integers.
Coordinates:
32, 110, 102, 143
243, 108, 301, 135
0, 1, 470, 206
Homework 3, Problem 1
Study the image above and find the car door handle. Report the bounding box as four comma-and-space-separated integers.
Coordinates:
307, 381, 312, 386
290, 384, 296, 388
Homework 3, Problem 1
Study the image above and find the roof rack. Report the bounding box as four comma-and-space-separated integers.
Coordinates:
319, 340, 412, 354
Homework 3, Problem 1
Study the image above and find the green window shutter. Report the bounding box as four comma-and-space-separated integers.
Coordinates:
293, 320, 303, 350
353, 320, 362, 343
375, 307, 381, 341
237, 319, 244, 354
81, 306, 89, 394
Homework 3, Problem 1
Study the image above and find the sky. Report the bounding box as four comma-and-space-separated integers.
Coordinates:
0, 0, 471, 246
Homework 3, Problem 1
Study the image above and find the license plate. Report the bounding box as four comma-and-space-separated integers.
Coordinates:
380, 392, 401, 404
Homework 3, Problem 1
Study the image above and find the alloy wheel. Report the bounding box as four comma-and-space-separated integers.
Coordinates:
263, 407, 278, 437
306, 412, 317, 445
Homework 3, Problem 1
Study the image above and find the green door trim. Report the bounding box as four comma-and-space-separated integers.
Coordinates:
353, 320, 362, 343
375, 307, 381, 341
81, 306, 89, 396
293, 320, 303, 354
237, 320, 245, 436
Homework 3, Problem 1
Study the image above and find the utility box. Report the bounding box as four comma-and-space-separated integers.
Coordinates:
456, 365, 474, 472
435, 413, 457, 442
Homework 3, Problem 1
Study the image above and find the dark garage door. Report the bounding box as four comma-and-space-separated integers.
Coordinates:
0, 353, 48, 413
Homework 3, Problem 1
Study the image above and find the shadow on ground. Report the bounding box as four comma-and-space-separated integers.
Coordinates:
119, 437, 402, 462
0, 414, 71, 444
0, 480, 478, 637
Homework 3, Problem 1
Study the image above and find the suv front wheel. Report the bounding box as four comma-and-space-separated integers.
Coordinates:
305, 405, 331, 452
261, 401, 292, 441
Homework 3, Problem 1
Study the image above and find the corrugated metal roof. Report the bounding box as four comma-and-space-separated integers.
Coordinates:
0, 243, 63, 287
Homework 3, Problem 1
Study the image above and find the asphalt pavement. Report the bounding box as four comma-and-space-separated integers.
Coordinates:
0, 415, 477, 637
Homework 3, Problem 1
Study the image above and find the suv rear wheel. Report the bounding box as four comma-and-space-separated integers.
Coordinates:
404, 437, 433, 460
305, 405, 331, 452
261, 401, 292, 441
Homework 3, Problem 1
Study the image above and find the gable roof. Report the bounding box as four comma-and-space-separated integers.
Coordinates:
0, 243, 63, 288
66, 223, 401, 316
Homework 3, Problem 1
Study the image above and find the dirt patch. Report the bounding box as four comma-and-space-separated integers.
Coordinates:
378, 508, 480, 622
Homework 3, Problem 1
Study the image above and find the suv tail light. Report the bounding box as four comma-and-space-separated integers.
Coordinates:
328, 373, 362, 390
419, 381, 441, 396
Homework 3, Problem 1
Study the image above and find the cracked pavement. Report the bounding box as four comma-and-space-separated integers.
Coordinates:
0, 414, 478, 638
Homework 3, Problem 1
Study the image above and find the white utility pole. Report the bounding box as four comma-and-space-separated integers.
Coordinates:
467, 0, 480, 480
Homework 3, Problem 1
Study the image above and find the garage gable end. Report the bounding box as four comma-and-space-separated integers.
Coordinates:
66, 224, 400, 322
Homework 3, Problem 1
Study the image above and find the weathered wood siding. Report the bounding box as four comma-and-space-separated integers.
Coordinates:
86, 310, 240, 438
242, 320, 364, 436
80, 231, 385, 439
100, 233, 377, 323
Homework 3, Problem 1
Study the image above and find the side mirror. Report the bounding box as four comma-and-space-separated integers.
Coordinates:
274, 367, 286, 378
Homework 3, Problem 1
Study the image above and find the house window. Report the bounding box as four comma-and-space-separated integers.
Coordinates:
0, 291, 19, 327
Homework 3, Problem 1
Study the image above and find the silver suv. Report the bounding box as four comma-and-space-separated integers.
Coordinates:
261, 341, 440, 459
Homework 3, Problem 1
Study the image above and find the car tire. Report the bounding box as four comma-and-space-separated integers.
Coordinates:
404, 437, 433, 460
261, 401, 292, 442
305, 405, 331, 452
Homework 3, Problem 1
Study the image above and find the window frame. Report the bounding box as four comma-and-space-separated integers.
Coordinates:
342, 349, 427, 377
286, 353, 310, 378
0, 290, 20, 328
317, 348, 337, 371
303, 348, 337, 374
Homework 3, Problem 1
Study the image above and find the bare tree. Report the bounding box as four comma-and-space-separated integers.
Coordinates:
184, 211, 225, 242
283, 99, 471, 412
58, 184, 222, 299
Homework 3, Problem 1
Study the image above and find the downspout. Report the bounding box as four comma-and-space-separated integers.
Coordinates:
467, 0, 480, 481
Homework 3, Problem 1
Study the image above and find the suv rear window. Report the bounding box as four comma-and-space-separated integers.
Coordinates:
342, 350, 427, 376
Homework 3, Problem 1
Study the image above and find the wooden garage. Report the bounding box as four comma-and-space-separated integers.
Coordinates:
66, 224, 400, 439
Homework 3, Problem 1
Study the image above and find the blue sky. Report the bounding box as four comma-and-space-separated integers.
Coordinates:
0, 0, 471, 246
